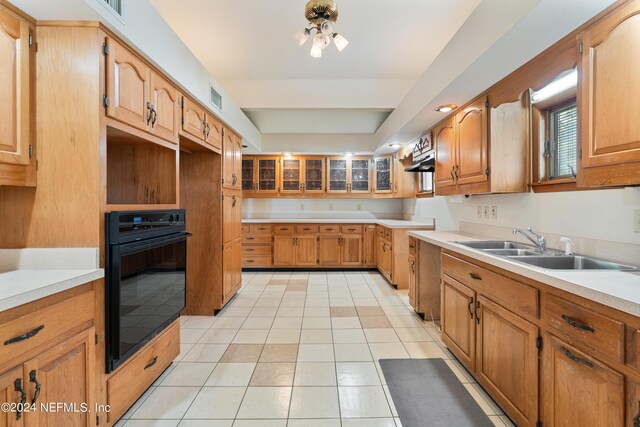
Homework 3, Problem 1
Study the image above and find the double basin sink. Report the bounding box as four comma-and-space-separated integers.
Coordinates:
455, 241, 639, 271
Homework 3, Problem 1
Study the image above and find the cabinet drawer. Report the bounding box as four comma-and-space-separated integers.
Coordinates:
250, 224, 272, 234
241, 225, 250, 234
0, 289, 94, 368
319, 225, 340, 234
242, 255, 272, 267
542, 293, 624, 363
442, 253, 538, 318
243, 235, 272, 245
409, 237, 417, 256
107, 321, 180, 422
274, 225, 294, 235
296, 225, 319, 234
242, 246, 272, 255
341, 225, 363, 234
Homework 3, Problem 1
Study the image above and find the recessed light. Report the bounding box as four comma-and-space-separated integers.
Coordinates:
434, 104, 458, 113
345, 152, 354, 157
389, 144, 401, 149
283, 152, 292, 157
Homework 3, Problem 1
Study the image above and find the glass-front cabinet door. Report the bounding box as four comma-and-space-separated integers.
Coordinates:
374, 156, 392, 193
242, 157, 256, 191
327, 158, 348, 192
281, 158, 302, 193
304, 157, 325, 193
257, 157, 278, 193
349, 157, 371, 193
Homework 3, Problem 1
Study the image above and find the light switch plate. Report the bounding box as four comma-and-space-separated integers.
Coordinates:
483, 206, 490, 219
476, 206, 482, 218
490, 206, 498, 220
634, 209, 640, 233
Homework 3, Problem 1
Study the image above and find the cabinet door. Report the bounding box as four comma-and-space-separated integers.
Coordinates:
222, 242, 234, 301
242, 157, 256, 192
232, 192, 242, 242
205, 117, 223, 152
105, 37, 150, 132
441, 276, 475, 371
363, 225, 377, 267
408, 255, 416, 309
434, 118, 456, 189
233, 241, 242, 292
349, 158, 371, 193
378, 239, 392, 281
222, 192, 234, 246
23, 328, 95, 427
0, 10, 31, 166
303, 157, 324, 193
456, 96, 488, 185
476, 296, 538, 427
257, 158, 279, 193
579, 2, 640, 183
327, 158, 348, 193
281, 158, 302, 193
341, 235, 362, 266
374, 157, 392, 193
234, 135, 243, 189
0, 366, 23, 427
319, 235, 341, 266
149, 72, 178, 143
541, 334, 624, 427
296, 235, 318, 266
273, 236, 296, 266
181, 97, 207, 143
222, 131, 236, 189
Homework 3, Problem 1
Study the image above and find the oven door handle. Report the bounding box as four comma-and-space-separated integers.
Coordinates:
117, 232, 192, 255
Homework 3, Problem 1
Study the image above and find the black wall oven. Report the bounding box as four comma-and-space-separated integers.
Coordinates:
105, 210, 190, 372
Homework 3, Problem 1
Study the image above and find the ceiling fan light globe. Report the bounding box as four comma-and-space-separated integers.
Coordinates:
293, 28, 310, 46
310, 43, 323, 58
333, 33, 349, 51
320, 20, 334, 35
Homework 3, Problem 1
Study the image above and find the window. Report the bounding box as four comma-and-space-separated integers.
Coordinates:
546, 102, 577, 179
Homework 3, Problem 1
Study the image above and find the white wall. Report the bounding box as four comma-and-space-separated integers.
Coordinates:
243, 198, 403, 219
403, 187, 640, 245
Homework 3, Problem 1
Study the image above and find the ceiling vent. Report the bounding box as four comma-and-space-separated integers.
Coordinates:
210, 84, 222, 110
100, 0, 123, 17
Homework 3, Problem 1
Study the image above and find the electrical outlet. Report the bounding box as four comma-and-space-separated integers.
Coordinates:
329, 203, 334, 210
490, 206, 498, 220
483, 206, 490, 219
476, 206, 482, 219
635, 209, 640, 233
357, 204, 362, 211
300, 204, 305, 211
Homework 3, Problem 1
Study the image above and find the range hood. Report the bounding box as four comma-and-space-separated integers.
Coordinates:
405, 131, 435, 173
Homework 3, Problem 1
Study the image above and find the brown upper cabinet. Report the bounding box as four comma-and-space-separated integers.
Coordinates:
0, 6, 35, 186
578, 0, 640, 187
180, 96, 222, 151
327, 156, 370, 193
456, 97, 488, 186
374, 156, 393, 193
281, 156, 303, 193
105, 37, 179, 144
434, 117, 456, 190
279, 156, 326, 194
222, 129, 242, 189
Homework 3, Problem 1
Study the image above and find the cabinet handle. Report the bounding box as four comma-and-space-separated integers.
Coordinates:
247, 248, 254, 252
246, 237, 255, 241
303, 228, 311, 231
559, 346, 593, 368
381, 243, 386, 252
4, 325, 45, 345
14, 378, 26, 420
29, 370, 41, 405
469, 273, 482, 281
632, 402, 640, 427
245, 259, 255, 263
450, 167, 455, 181
454, 165, 459, 180
347, 228, 356, 231
146, 102, 155, 125
232, 174, 238, 186
475, 301, 480, 324
326, 228, 334, 231
468, 298, 474, 319
232, 195, 237, 207
144, 356, 158, 370
561, 315, 595, 333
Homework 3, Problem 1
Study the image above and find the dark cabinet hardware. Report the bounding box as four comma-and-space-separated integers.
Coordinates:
146, 102, 157, 126
468, 298, 474, 319
245, 259, 255, 263
29, 370, 41, 404
232, 174, 237, 186
247, 248, 254, 252
633, 401, 640, 427
561, 315, 595, 333
14, 378, 26, 420
246, 237, 254, 241
144, 356, 158, 370
475, 301, 481, 324
232, 196, 237, 207
559, 346, 593, 368
469, 273, 482, 281
4, 325, 45, 345
303, 228, 311, 231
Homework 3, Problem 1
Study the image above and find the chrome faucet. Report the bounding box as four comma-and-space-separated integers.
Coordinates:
512, 227, 547, 252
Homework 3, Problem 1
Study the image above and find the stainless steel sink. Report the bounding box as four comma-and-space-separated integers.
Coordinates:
455, 241, 533, 250
507, 255, 639, 271
483, 249, 540, 256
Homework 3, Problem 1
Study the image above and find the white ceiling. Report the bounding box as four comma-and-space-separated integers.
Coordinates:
244, 109, 391, 134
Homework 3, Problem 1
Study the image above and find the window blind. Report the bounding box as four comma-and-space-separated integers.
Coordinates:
550, 103, 577, 178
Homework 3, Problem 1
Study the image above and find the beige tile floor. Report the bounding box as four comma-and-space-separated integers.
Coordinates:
115, 271, 516, 427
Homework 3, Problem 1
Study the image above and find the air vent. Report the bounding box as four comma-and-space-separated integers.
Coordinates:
210, 84, 222, 110
101, 0, 123, 16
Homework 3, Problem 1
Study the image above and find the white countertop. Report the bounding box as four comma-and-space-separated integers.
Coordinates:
409, 230, 640, 317
0, 248, 104, 313
243, 218, 435, 229
0, 269, 104, 312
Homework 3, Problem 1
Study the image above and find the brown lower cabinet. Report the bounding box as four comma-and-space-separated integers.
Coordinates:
440, 250, 640, 426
